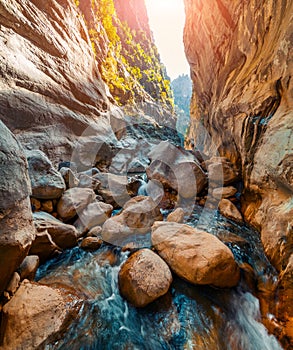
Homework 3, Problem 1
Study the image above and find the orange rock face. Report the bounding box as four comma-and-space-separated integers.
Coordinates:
184, 0, 292, 345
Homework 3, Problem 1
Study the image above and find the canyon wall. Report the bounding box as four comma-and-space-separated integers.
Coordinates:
184, 0, 292, 344
0, 0, 174, 163
0, 0, 173, 298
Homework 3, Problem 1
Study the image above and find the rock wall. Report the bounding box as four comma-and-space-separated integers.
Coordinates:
184, 0, 292, 344
0, 0, 174, 163
0, 121, 35, 295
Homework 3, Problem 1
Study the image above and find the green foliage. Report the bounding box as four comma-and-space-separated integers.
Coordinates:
73, 0, 174, 109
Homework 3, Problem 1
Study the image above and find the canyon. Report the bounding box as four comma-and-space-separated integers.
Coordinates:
0, 0, 292, 349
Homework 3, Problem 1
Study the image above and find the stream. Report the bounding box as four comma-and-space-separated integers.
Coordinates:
36, 204, 283, 350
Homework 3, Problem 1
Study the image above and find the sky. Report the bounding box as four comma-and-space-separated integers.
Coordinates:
145, 0, 190, 80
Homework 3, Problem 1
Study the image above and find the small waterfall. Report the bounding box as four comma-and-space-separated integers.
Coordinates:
225, 291, 283, 350
138, 179, 148, 196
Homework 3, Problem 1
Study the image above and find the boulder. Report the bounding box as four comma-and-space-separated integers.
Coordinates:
118, 249, 172, 307
151, 222, 240, 288
212, 186, 237, 199
78, 174, 101, 191
59, 167, 79, 189
26, 150, 66, 199
29, 231, 62, 263
18, 255, 40, 281
207, 157, 239, 186
95, 173, 132, 208
57, 187, 96, 221
102, 196, 162, 245
218, 199, 243, 222
146, 141, 207, 199
33, 212, 78, 249
86, 225, 102, 237
1, 281, 79, 349
41, 200, 54, 213
0, 121, 35, 294
167, 208, 185, 223
80, 237, 103, 251
74, 201, 113, 235
5, 272, 20, 296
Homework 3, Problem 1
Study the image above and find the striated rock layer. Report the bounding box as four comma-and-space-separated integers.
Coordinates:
184, 0, 292, 345
0, 0, 175, 163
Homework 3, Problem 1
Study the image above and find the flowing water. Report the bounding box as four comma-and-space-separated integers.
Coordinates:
36, 204, 283, 350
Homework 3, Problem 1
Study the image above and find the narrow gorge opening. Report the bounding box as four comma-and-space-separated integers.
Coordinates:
0, 1, 292, 349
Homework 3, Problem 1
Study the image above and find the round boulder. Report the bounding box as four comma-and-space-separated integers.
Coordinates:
152, 221, 240, 288
26, 150, 66, 199
57, 187, 96, 221
167, 208, 185, 223
102, 196, 162, 245
118, 249, 172, 307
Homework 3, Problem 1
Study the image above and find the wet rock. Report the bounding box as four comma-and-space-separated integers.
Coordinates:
74, 202, 113, 235
80, 237, 103, 251
29, 231, 62, 263
146, 141, 207, 199
33, 212, 78, 249
152, 222, 240, 288
118, 249, 172, 307
18, 255, 40, 281
212, 186, 237, 199
26, 150, 66, 200
102, 196, 162, 245
0, 121, 35, 294
218, 199, 243, 222
57, 187, 96, 221
207, 157, 239, 186
59, 167, 79, 189
121, 242, 140, 252
1, 281, 79, 349
94, 249, 118, 267
167, 208, 185, 223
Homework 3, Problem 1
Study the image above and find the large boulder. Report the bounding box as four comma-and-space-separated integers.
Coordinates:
146, 141, 207, 199
118, 249, 172, 307
0, 121, 35, 294
0, 281, 80, 349
33, 211, 78, 249
57, 187, 96, 221
18, 255, 40, 281
74, 201, 113, 235
26, 150, 66, 199
102, 196, 162, 245
151, 222, 240, 288
29, 230, 62, 263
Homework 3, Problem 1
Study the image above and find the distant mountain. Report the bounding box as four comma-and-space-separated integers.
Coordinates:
171, 74, 192, 139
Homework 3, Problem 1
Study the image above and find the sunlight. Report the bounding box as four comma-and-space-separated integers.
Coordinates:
145, 0, 190, 80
